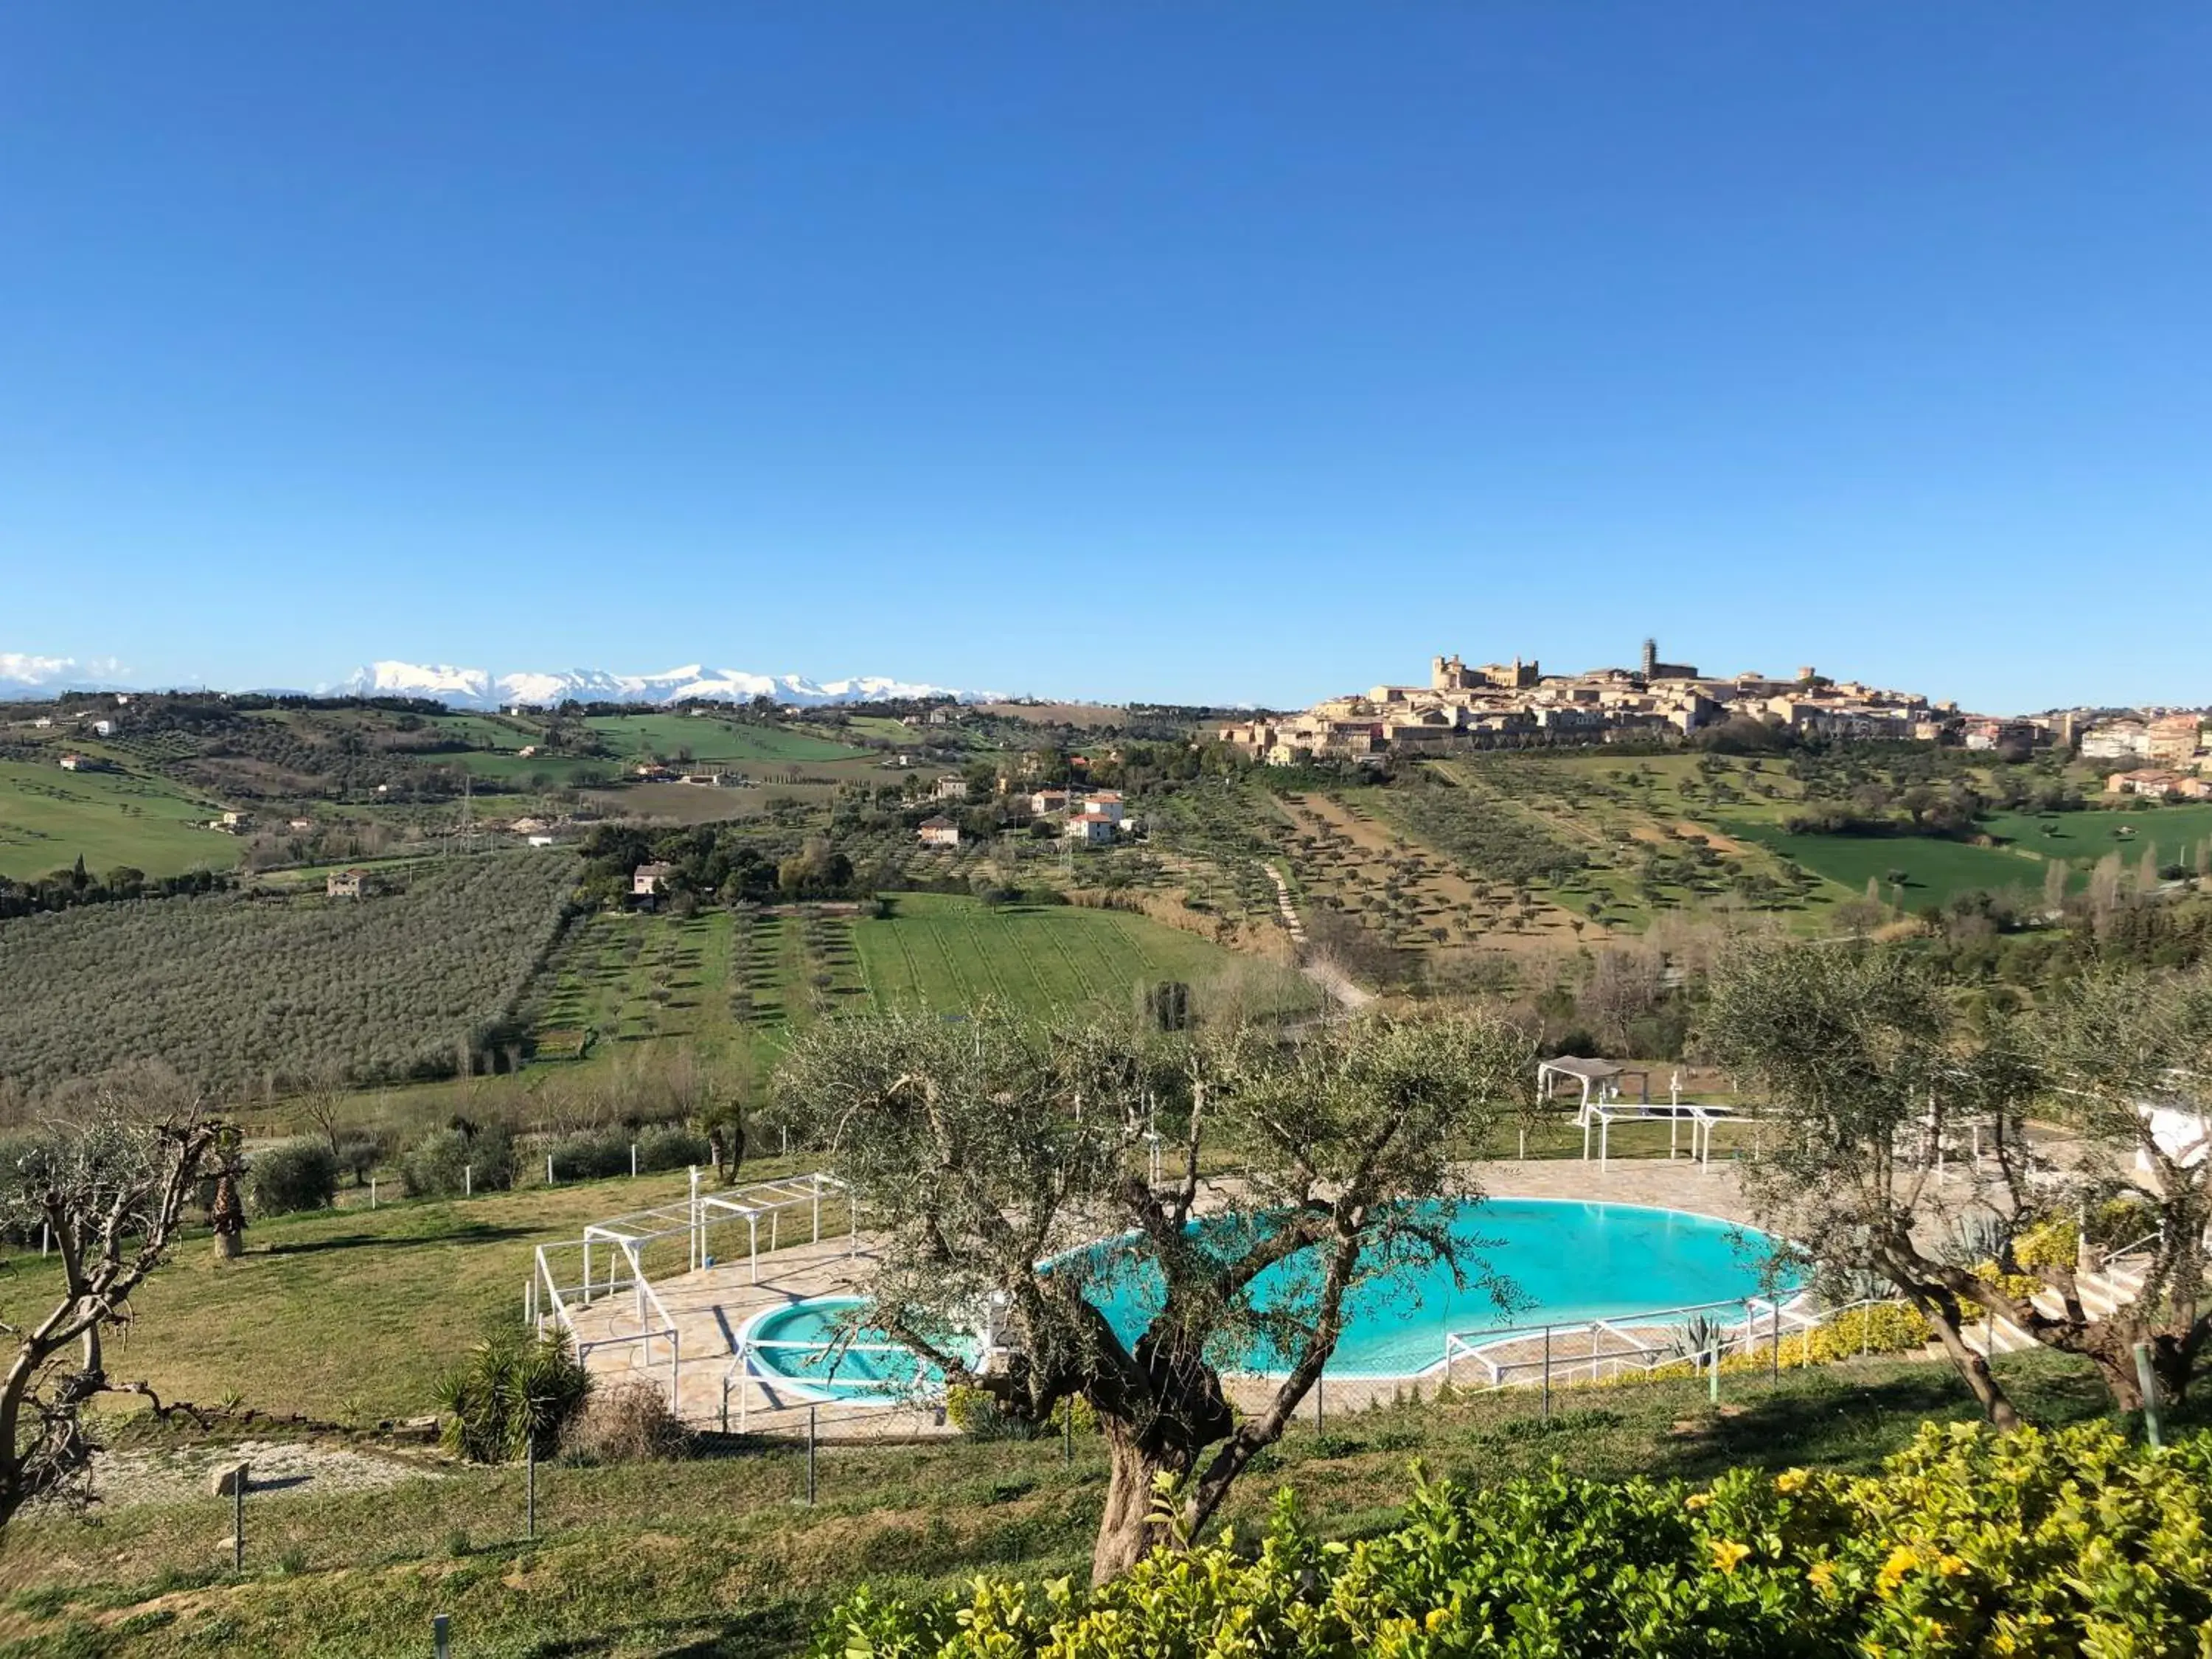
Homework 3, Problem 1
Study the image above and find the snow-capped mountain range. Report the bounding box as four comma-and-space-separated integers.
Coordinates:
0, 654, 995, 709
338, 661, 989, 709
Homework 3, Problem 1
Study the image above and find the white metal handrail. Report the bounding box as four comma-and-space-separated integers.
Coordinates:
1440, 1293, 1898, 1391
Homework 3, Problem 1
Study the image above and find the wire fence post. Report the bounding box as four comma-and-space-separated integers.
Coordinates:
1771, 1301, 1781, 1384
1708, 1335, 1721, 1405
465, 1163, 473, 1198
232, 1477, 243, 1572
434, 1613, 451, 1659
526, 1434, 537, 1541
630, 1142, 638, 1178
807, 1405, 818, 1505
1541, 1325, 1552, 1419
369, 1178, 377, 1210
2134, 1343, 2163, 1449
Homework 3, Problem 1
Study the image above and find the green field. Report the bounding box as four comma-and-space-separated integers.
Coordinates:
1718, 817, 2053, 908
1982, 803, 2212, 869
581, 714, 866, 763
418, 712, 538, 748
853, 891, 1290, 1011
445, 751, 625, 785
527, 894, 1311, 1077
0, 759, 235, 880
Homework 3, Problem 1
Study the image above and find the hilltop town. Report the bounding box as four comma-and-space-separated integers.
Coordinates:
1219, 639, 2210, 780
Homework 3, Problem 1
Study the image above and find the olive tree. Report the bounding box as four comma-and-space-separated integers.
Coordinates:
777, 1004, 1531, 1582
1996, 965, 2212, 1406
1700, 943, 2037, 1428
0, 1070, 221, 1528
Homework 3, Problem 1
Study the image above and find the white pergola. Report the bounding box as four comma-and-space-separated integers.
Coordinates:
1582, 1099, 1735, 1169
1537, 1057, 1651, 1122
694, 1171, 855, 1282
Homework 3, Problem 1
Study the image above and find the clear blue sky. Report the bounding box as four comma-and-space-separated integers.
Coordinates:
3, 4, 2208, 711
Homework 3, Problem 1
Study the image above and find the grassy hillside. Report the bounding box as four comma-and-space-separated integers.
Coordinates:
0, 758, 234, 880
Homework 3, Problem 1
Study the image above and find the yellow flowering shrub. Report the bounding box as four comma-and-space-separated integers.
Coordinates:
817, 1422, 2212, 1658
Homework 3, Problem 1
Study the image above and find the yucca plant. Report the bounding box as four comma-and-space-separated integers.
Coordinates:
434, 1320, 591, 1463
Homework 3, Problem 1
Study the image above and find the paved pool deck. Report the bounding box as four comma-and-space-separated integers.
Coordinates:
563, 1154, 1787, 1439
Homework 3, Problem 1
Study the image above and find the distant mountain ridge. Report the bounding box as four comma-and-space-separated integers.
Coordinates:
336, 661, 988, 708
0, 653, 991, 708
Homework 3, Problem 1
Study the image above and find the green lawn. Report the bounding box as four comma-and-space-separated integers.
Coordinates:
0, 759, 237, 880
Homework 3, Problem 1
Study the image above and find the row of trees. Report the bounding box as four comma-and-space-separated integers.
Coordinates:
0, 852, 579, 1095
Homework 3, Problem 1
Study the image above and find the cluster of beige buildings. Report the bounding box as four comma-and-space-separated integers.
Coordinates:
1220, 642, 1941, 764
2079, 714, 2210, 769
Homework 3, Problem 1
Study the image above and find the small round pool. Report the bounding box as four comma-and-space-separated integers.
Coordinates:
742, 1198, 1791, 1393
740, 1297, 968, 1399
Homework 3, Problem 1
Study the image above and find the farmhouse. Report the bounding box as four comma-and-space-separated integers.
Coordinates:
288, 817, 313, 831
1029, 788, 1071, 816
517, 745, 541, 757
326, 869, 369, 899
632, 861, 678, 896
91, 719, 116, 737
1084, 789, 1126, 824
1065, 810, 1117, 846
57, 753, 94, 771
917, 815, 961, 848
2105, 769, 2185, 799
933, 775, 970, 801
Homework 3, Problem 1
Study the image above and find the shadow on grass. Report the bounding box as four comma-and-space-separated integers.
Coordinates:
265, 1222, 531, 1255
1655, 1354, 2135, 1484
526, 1601, 816, 1659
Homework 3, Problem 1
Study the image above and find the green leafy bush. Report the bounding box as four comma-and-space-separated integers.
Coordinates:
814, 1421, 2212, 1658
635, 1124, 709, 1172
245, 1138, 338, 1216
434, 1321, 591, 1463
402, 1123, 515, 1197
548, 1128, 631, 1181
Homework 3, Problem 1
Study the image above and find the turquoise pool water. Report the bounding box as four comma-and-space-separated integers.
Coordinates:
742, 1198, 1788, 1394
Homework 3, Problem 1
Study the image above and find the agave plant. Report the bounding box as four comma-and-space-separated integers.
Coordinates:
1663, 1312, 1729, 1364
434, 1320, 591, 1463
